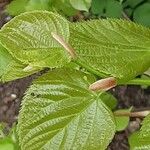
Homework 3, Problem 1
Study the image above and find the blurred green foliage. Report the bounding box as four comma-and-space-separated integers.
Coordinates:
6, 0, 150, 27
6, 0, 91, 17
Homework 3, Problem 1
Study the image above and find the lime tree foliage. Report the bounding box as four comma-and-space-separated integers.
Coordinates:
0, 11, 150, 149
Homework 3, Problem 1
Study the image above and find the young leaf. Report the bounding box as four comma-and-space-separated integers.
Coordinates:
114, 109, 131, 131
0, 11, 71, 69
129, 114, 150, 150
17, 68, 116, 150
0, 44, 41, 82
70, 19, 150, 83
101, 92, 117, 110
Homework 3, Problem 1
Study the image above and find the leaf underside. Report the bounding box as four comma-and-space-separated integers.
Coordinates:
70, 19, 150, 83
18, 68, 116, 150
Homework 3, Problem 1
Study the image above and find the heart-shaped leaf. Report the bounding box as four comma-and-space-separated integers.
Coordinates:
70, 19, 150, 83
0, 11, 71, 69
17, 68, 116, 150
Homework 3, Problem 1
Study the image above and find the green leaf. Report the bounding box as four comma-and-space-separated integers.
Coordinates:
0, 124, 20, 150
133, 3, 150, 27
0, 139, 15, 150
129, 114, 150, 150
17, 68, 116, 150
114, 109, 131, 131
0, 11, 71, 69
25, 0, 50, 11
91, 0, 122, 17
101, 92, 117, 110
91, 0, 106, 15
70, 0, 92, 12
53, 0, 78, 16
6, 0, 29, 16
70, 19, 150, 83
0, 44, 41, 82
123, 0, 144, 8
106, 0, 122, 18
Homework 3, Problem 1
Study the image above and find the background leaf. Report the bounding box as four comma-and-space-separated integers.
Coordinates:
18, 68, 116, 150
6, 0, 29, 16
105, 0, 122, 18
91, 0, 122, 18
133, 3, 150, 27
70, 19, 150, 83
0, 11, 71, 69
123, 0, 144, 8
52, 0, 78, 16
25, 0, 50, 11
91, 0, 106, 14
70, 0, 92, 12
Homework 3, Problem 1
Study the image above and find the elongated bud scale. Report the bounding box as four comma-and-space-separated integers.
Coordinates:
89, 77, 117, 91
114, 110, 150, 118
51, 32, 76, 59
